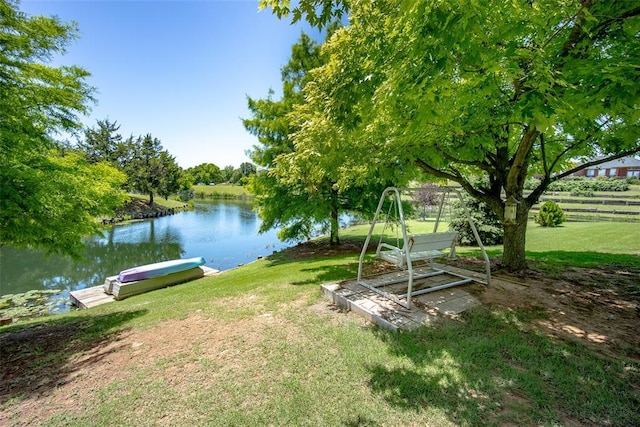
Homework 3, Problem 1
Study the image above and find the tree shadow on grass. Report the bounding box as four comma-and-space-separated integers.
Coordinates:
458, 248, 640, 270
0, 309, 147, 404
288, 260, 360, 286
365, 308, 640, 426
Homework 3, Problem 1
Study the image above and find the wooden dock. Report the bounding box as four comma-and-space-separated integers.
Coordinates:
70, 285, 116, 309
70, 266, 220, 309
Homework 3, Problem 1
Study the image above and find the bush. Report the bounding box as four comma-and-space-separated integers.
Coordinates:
177, 188, 195, 202
449, 192, 503, 246
535, 200, 565, 227
570, 190, 594, 197
524, 177, 541, 190
547, 177, 629, 192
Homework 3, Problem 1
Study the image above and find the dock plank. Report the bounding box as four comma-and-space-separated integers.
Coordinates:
70, 266, 220, 309
70, 286, 115, 309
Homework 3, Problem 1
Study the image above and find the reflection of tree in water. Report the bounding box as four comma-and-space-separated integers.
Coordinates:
238, 205, 258, 227
0, 200, 288, 313
0, 238, 183, 297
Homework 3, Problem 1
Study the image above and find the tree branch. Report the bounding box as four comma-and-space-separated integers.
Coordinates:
414, 158, 497, 208
437, 148, 496, 174
559, 0, 595, 58
526, 146, 640, 206
547, 117, 613, 173
506, 127, 539, 195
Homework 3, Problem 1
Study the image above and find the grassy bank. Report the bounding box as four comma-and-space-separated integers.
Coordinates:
1, 222, 639, 426
128, 194, 189, 209
192, 184, 251, 199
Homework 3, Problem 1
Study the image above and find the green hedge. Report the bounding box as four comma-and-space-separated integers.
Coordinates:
525, 177, 629, 192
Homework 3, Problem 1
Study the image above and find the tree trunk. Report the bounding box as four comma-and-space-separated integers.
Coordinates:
149, 191, 154, 207
329, 205, 340, 245
501, 204, 529, 272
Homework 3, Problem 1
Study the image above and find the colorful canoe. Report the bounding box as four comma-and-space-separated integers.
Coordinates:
117, 257, 206, 283
112, 267, 205, 300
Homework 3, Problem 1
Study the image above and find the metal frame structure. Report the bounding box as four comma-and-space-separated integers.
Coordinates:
356, 187, 491, 309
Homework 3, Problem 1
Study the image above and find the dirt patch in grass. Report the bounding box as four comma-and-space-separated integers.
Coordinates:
447, 256, 640, 360
1, 239, 639, 425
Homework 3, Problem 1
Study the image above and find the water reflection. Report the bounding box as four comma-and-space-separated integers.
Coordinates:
0, 200, 294, 312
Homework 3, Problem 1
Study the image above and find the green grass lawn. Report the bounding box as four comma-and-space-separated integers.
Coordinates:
128, 194, 188, 209
192, 184, 251, 198
1, 221, 639, 426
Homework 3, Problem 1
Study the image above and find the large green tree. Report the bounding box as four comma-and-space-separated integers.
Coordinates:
125, 134, 182, 207
77, 118, 133, 168
186, 163, 222, 185
0, 0, 126, 256
264, 0, 640, 271
244, 31, 391, 244
243, 33, 332, 242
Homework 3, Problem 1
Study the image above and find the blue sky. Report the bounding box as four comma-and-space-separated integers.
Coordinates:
20, 0, 321, 169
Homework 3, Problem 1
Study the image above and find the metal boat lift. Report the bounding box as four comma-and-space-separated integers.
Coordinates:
357, 187, 491, 309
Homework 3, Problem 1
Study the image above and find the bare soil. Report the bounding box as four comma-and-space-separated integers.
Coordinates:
1, 239, 639, 424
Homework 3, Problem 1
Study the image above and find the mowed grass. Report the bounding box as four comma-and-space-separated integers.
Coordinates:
1, 222, 639, 426
128, 194, 188, 209
192, 184, 251, 198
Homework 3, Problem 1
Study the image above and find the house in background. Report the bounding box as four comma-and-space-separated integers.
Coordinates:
572, 156, 640, 178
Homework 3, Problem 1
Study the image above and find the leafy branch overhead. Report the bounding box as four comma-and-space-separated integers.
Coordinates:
0, 1, 126, 257
262, 0, 640, 271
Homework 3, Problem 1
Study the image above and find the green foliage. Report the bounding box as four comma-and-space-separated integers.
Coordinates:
185, 163, 222, 185
1, 151, 127, 256
0, 2, 130, 256
0, 289, 62, 320
547, 177, 629, 193
259, 0, 347, 29
449, 192, 503, 246
526, 176, 631, 193
243, 32, 391, 244
535, 200, 565, 227
264, 0, 640, 270
77, 119, 130, 167
123, 134, 182, 206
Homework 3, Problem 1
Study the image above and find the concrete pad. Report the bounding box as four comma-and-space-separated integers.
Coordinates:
415, 287, 471, 306
321, 264, 491, 330
429, 293, 480, 315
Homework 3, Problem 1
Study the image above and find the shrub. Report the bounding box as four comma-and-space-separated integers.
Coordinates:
412, 183, 443, 220
535, 201, 565, 227
450, 192, 503, 246
547, 177, 629, 192
177, 188, 195, 202
523, 177, 541, 191
570, 190, 594, 197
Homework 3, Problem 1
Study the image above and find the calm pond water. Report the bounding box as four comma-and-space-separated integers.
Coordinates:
0, 200, 296, 312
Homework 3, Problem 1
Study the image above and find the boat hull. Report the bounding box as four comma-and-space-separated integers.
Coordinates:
112, 266, 205, 300
118, 257, 206, 283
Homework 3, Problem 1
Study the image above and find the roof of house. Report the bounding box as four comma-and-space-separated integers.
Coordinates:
584, 156, 640, 169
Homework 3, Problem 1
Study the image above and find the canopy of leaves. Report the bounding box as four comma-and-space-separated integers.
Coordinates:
77, 119, 132, 168
124, 134, 182, 206
244, 31, 397, 243
186, 163, 222, 185
0, 1, 126, 256
1, 151, 127, 257
266, 0, 639, 269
